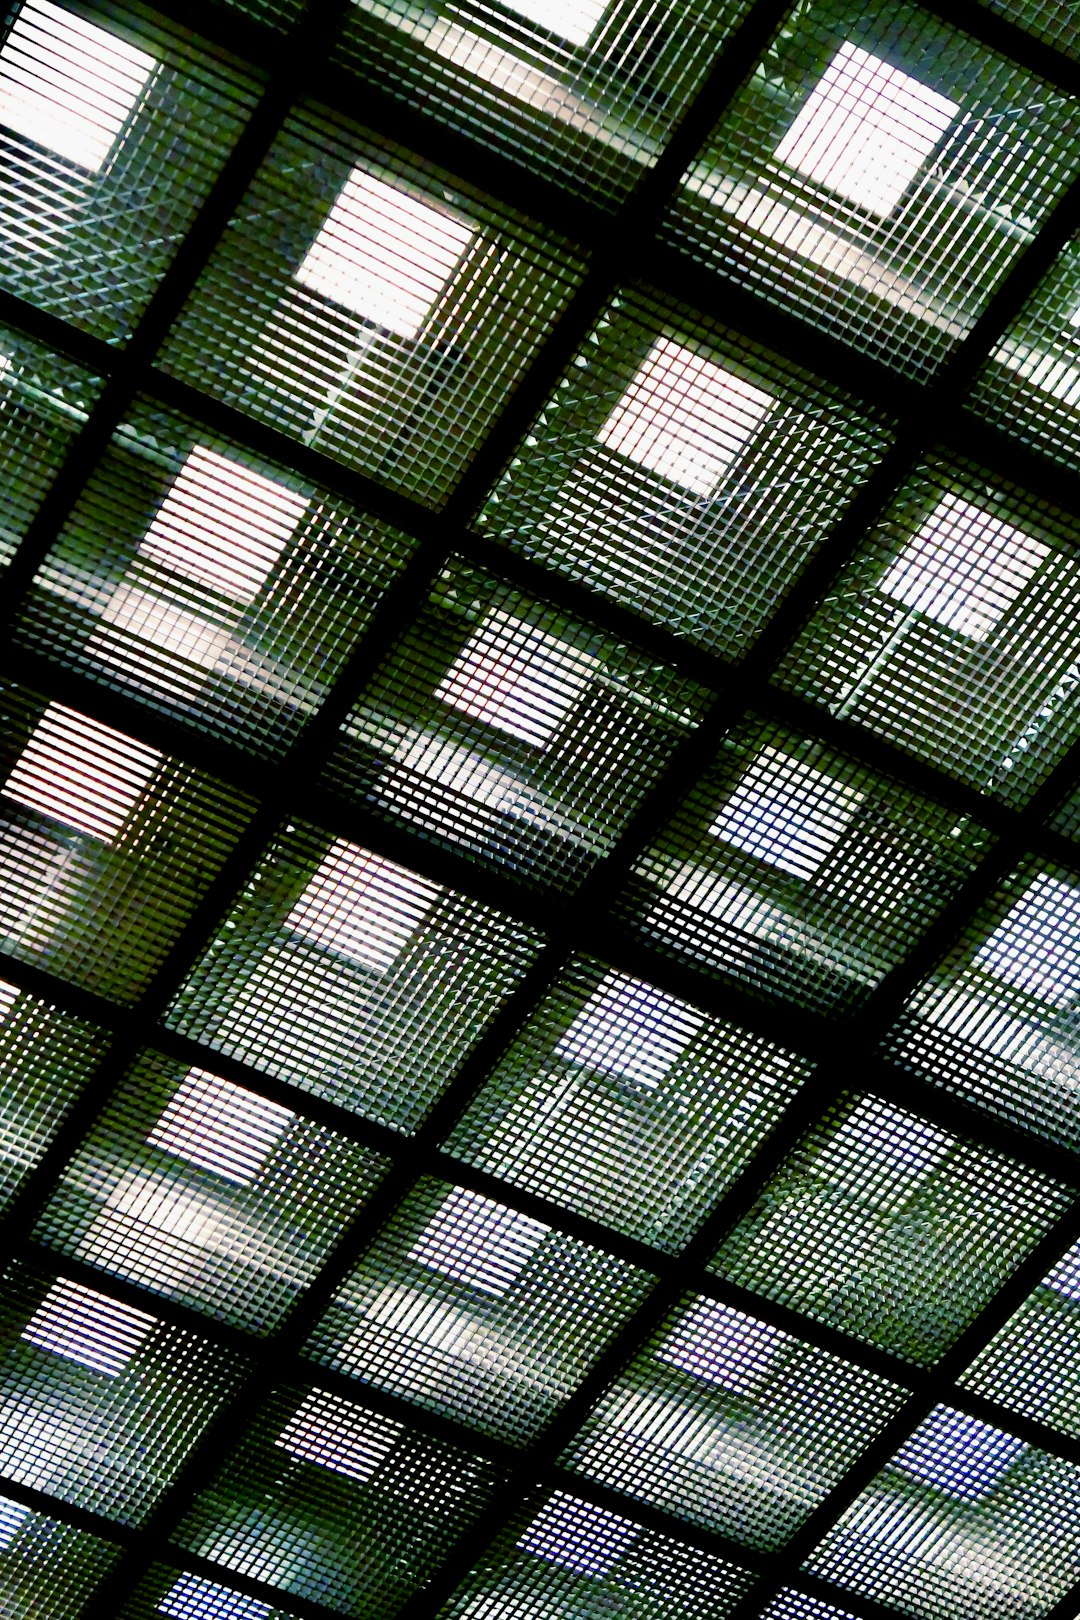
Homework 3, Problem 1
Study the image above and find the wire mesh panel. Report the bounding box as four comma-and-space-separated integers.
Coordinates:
710, 1092, 1072, 1364
662, 0, 1080, 376
324, 557, 709, 890
621, 715, 988, 1014
775, 455, 1080, 804
173, 1383, 508, 1614
562, 1291, 905, 1551
0, 0, 257, 342
477, 286, 892, 657
306, 1176, 654, 1444
15, 398, 418, 757
805, 1406, 1080, 1619
445, 954, 809, 1250
166, 821, 544, 1132
158, 107, 584, 505
0, 1492, 120, 1618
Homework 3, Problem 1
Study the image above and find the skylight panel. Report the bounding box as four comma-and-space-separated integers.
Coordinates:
773, 42, 957, 218
0, 1497, 28, 1551
975, 874, 1080, 1006
3, 703, 160, 840
517, 1494, 639, 1577
893, 1409, 1024, 1501
708, 745, 864, 878
435, 609, 595, 746
657, 1300, 785, 1394
499, 0, 609, 48
147, 1069, 294, 1185
823, 1099, 952, 1210
295, 168, 475, 339
878, 493, 1049, 640
597, 337, 773, 496
137, 447, 308, 604
159, 1572, 273, 1619
284, 841, 440, 972
407, 1186, 548, 1295
21, 1278, 155, 1375
98, 586, 233, 670
0, 0, 155, 172
276, 1389, 401, 1483
555, 972, 705, 1086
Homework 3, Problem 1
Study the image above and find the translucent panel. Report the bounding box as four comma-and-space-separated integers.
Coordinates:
325, 560, 708, 890
167, 821, 542, 1132
123, 1565, 306, 1619
664, 0, 1080, 376
448, 955, 808, 1249
708, 745, 865, 878
307, 1177, 653, 1444
21, 1277, 156, 1374
4, 704, 161, 840
0, 1493, 119, 1618
563, 1292, 905, 1550
774, 458, 1080, 805
175, 1384, 506, 1614
479, 288, 891, 658
35, 1052, 387, 1333
160, 111, 584, 504
974, 0, 1080, 57
962, 1238, 1080, 1438
710, 1093, 1071, 1363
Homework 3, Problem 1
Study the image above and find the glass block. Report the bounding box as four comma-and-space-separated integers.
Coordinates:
663, 0, 1080, 376
174, 1383, 506, 1614
446, 954, 809, 1250
886, 856, 1080, 1152
0, 0, 257, 343
122, 1563, 308, 1618
0, 1492, 119, 1618
620, 714, 989, 1014
562, 1291, 905, 1551
335, 0, 751, 209
806, 1406, 1080, 1619
324, 557, 709, 891
478, 287, 892, 658
306, 1177, 653, 1444
15, 398, 417, 758
710, 1092, 1071, 1364
961, 1237, 1080, 1438
159, 108, 584, 505
167, 821, 543, 1132
774, 456, 1080, 805
0, 687, 254, 1003
35, 1050, 388, 1334
0, 327, 101, 568
0, 1265, 242, 1522
438, 1488, 756, 1617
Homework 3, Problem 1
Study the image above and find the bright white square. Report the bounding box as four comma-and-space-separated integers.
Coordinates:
878, 493, 1048, 641
0, 0, 155, 172
598, 337, 773, 496
500, 0, 608, 47
773, 42, 957, 218
517, 1493, 638, 1577
975, 874, 1080, 1007
296, 168, 474, 339
709, 745, 864, 878
21, 1278, 155, 1375
159, 1572, 272, 1620
277, 1389, 401, 1483
436, 609, 594, 747
408, 1187, 548, 1296
99, 585, 233, 670
285, 841, 440, 972
138, 447, 308, 605
4, 703, 160, 841
658, 1299, 785, 1395
147, 1069, 294, 1185
555, 972, 705, 1087
894, 1409, 1024, 1501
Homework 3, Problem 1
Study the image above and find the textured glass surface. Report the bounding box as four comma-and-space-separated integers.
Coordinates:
0, 1492, 119, 1617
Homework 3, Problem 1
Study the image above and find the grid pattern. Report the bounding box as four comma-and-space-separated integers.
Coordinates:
1, 1, 1080, 1619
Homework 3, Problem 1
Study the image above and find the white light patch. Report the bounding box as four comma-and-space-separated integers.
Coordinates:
436, 609, 594, 747
99, 586, 233, 670
408, 1187, 548, 1296
21, 1278, 155, 1375
296, 168, 474, 339
975, 874, 1080, 1007
658, 1299, 786, 1395
709, 745, 864, 878
500, 0, 608, 47
4, 704, 160, 841
773, 43, 957, 218
878, 493, 1048, 641
159, 1573, 272, 1620
598, 337, 773, 496
148, 1069, 294, 1185
277, 1389, 401, 1483
0, 1497, 28, 1551
517, 1493, 638, 1577
137, 447, 308, 604
285, 841, 440, 972
893, 1408, 1024, 1501
0, 981, 19, 1021
555, 973, 705, 1087
0, 0, 154, 172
